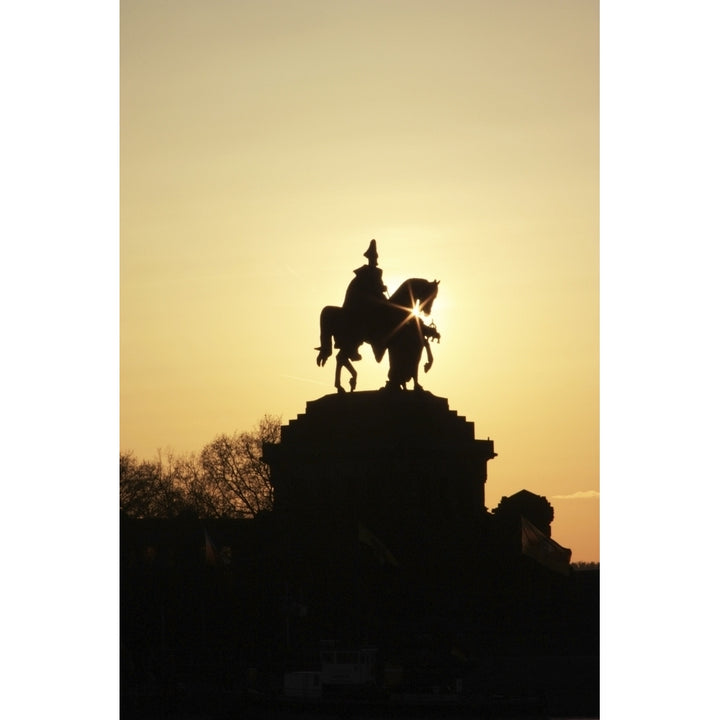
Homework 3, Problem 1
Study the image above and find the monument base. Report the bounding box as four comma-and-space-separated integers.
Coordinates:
263, 390, 496, 644
266, 391, 494, 535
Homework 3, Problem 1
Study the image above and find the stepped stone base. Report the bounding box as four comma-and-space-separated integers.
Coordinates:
264, 391, 496, 559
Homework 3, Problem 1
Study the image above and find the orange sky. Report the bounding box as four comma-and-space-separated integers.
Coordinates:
120, 0, 599, 561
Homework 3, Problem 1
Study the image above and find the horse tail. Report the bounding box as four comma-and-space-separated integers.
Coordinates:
317, 306, 340, 360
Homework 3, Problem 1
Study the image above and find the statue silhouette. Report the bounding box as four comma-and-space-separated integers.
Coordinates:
341, 239, 387, 361
316, 241, 440, 392
344, 239, 387, 302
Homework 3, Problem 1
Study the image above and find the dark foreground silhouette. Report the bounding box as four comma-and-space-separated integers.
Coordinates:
121, 394, 598, 719
121, 512, 598, 719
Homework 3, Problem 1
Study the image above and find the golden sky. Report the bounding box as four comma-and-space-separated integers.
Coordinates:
121, 0, 598, 561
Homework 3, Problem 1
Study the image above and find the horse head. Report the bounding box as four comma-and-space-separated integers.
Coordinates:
415, 278, 439, 316
390, 278, 439, 312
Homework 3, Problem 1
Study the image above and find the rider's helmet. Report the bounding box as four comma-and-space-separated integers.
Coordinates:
363, 239, 378, 263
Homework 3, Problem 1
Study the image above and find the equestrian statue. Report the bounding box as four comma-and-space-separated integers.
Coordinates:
316, 240, 441, 393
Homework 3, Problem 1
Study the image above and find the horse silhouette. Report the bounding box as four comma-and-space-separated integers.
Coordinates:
316, 278, 441, 392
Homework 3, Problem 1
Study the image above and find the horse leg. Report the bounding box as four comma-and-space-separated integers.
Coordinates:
341, 354, 358, 391
411, 369, 423, 391
423, 338, 434, 373
334, 355, 346, 393
411, 341, 426, 391
384, 344, 408, 391
334, 352, 357, 393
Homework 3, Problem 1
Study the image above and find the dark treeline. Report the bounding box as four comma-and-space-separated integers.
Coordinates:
120, 414, 281, 520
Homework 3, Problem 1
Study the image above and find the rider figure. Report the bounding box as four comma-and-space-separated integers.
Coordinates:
343, 239, 387, 361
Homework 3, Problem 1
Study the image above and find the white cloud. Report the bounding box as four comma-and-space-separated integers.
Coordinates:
552, 490, 600, 500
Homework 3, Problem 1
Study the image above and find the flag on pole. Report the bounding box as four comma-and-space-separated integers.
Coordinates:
204, 528, 219, 567
521, 516, 572, 575
358, 523, 400, 567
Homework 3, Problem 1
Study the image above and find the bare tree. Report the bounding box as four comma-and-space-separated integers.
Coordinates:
120, 451, 187, 518
199, 414, 281, 518
158, 449, 227, 518
120, 415, 282, 519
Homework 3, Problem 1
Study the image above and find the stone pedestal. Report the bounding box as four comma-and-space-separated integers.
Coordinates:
264, 391, 496, 563
263, 390, 497, 644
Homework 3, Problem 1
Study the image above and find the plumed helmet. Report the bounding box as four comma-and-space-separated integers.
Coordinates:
363, 239, 378, 260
